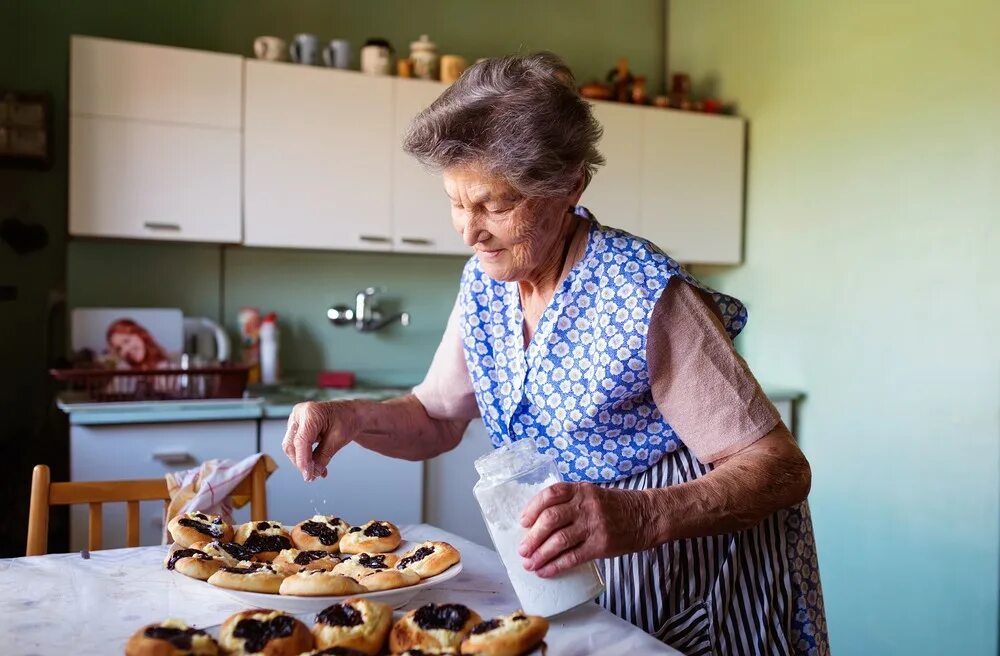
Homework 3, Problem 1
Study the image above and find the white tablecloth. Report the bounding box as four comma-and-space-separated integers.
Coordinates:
0, 524, 682, 655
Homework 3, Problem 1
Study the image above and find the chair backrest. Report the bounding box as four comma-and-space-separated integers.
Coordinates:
26, 458, 269, 556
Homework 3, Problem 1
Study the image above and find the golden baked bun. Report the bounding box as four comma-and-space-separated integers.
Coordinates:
164, 546, 225, 581
278, 570, 367, 597
189, 540, 254, 567
271, 548, 344, 575
234, 520, 292, 562
332, 553, 400, 581
206, 561, 285, 594
291, 515, 351, 552
219, 609, 313, 655
395, 541, 461, 579
337, 521, 401, 554
312, 598, 393, 655
357, 567, 419, 591
460, 611, 549, 656
389, 603, 481, 653
125, 619, 218, 656
167, 512, 232, 548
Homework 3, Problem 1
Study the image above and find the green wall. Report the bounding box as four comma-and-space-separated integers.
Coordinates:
672, 1, 1000, 654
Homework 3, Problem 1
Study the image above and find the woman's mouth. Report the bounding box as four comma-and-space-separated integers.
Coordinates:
477, 248, 504, 261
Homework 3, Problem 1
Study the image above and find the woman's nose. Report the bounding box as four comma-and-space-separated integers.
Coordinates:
460, 216, 488, 247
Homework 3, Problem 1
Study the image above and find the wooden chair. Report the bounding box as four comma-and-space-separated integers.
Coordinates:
26, 458, 269, 556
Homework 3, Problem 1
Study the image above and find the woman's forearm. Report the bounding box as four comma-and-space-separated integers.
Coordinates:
348, 393, 469, 461
641, 426, 812, 544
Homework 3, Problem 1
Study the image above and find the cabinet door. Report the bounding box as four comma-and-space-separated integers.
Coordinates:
392, 78, 468, 255
69, 115, 242, 242
639, 110, 745, 264
69, 421, 258, 550
244, 62, 395, 251
71, 36, 242, 129
582, 101, 643, 234
259, 419, 422, 527
424, 420, 492, 547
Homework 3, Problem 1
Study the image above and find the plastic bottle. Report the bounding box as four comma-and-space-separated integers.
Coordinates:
259, 312, 279, 385
473, 439, 605, 617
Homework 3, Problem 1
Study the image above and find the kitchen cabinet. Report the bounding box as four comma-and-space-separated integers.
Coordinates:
258, 419, 422, 527
391, 78, 468, 255
639, 108, 745, 264
69, 420, 257, 550
582, 101, 643, 234
424, 420, 492, 547
68, 36, 243, 243
244, 61, 395, 251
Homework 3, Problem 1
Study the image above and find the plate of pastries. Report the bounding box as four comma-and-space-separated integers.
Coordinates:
126, 601, 549, 655
166, 512, 463, 613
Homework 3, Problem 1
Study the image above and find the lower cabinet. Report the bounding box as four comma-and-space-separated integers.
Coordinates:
259, 419, 423, 527
69, 420, 258, 550
424, 420, 493, 548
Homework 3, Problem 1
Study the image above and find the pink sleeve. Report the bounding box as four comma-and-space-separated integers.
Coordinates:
647, 279, 781, 464
412, 296, 481, 421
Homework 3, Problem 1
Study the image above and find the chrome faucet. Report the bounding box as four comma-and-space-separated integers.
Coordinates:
327, 287, 410, 332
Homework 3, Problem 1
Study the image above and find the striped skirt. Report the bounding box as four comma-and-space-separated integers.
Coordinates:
598, 446, 830, 656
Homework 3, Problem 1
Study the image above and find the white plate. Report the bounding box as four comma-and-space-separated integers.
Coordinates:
214, 561, 463, 614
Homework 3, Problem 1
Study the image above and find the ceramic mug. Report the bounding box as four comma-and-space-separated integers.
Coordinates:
440, 54, 468, 84
253, 36, 287, 61
289, 33, 320, 65
322, 39, 351, 69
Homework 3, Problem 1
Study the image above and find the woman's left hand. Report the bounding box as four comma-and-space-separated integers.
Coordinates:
517, 482, 655, 578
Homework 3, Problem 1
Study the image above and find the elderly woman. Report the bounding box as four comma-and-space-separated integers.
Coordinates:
284, 53, 828, 655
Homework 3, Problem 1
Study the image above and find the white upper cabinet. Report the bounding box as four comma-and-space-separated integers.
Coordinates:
392, 78, 468, 255
639, 109, 745, 264
244, 61, 395, 251
583, 101, 643, 234
69, 36, 243, 243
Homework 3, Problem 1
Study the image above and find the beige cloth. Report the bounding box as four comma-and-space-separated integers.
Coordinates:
413, 222, 780, 465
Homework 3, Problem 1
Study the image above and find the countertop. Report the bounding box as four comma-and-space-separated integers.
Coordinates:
58, 385, 803, 425
0, 523, 681, 655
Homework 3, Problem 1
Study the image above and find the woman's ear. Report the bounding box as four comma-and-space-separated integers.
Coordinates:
567, 171, 587, 207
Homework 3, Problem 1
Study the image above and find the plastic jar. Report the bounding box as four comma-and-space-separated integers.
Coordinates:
473, 439, 605, 617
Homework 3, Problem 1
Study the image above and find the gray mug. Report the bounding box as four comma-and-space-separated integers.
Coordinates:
289, 33, 320, 65
322, 39, 351, 69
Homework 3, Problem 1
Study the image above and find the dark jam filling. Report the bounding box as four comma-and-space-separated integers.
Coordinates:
242, 531, 292, 555
223, 562, 267, 575
233, 615, 296, 654
312, 648, 368, 656
256, 521, 273, 531
301, 520, 340, 546
513, 612, 528, 622
294, 550, 331, 565
217, 542, 252, 561
363, 522, 392, 538
413, 603, 471, 632
166, 548, 207, 570
144, 625, 208, 649
316, 603, 363, 627
471, 618, 502, 635
356, 554, 388, 570
397, 546, 434, 569
178, 517, 223, 538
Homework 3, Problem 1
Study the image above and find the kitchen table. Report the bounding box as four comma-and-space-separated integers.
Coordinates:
0, 524, 683, 655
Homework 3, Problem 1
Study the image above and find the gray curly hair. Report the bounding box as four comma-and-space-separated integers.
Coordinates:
403, 52, 605, 198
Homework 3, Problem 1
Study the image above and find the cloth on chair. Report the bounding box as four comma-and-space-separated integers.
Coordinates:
162, 453, 276, 544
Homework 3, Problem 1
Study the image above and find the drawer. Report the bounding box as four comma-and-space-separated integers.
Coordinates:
69, 421, 257, 550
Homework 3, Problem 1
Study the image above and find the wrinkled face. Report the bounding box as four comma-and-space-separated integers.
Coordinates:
444, 167, 575, 282
109, 332, 145, 365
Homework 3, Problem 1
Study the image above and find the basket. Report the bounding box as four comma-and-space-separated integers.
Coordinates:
50, 365, 250, 402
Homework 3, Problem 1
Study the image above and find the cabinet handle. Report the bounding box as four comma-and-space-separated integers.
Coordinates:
400, 237, 434, 246
151, 451, 194, 466
144, 222, 181, 232
358, 234, 391, 243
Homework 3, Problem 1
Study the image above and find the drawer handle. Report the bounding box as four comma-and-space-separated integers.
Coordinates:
151, 451, 194, 466
144, 222, 181, 232
358, 234, 391, 243
400, 237, 433, 246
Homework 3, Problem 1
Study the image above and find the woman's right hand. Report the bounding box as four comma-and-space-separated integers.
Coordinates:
282, 401, 363, 482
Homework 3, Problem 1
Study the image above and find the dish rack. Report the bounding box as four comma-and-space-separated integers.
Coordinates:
50, 365, 250, 402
